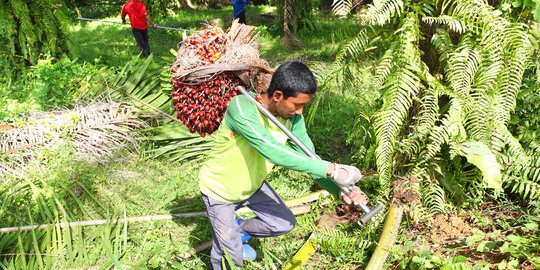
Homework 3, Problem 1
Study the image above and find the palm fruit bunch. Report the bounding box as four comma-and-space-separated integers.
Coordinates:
171, 73, 241, 137
177, 28, 223, 65
170, 21, 272, 137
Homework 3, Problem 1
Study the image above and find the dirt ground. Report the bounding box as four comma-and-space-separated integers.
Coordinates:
322, 199, 537, 269
398, 206, 536, 269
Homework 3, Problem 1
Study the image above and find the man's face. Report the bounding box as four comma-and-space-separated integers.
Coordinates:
273, 91, 313, 119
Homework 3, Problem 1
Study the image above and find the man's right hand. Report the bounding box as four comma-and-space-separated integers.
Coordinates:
327, 163, 362, 189
122, 18, 126, 24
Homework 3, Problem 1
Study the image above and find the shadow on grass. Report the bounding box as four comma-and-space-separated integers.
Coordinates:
166, 194, 214, 266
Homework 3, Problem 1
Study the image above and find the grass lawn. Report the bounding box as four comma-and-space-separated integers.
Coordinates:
68, 5, 362, 68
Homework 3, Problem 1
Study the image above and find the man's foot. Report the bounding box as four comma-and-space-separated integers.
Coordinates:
236, 218, 252, 243
242, 243, 257, 260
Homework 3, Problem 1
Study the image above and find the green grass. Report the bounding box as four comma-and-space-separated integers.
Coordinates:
68, 6, 362, 68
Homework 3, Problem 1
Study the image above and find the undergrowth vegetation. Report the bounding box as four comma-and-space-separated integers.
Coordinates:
1, 1, 538, 269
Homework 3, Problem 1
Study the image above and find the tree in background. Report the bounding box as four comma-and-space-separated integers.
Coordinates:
276, 0, 316, 49
0, 0, 69, 66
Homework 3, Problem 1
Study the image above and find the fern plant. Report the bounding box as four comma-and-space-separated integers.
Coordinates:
327, 0, 538, 217
0, 0, 69, 66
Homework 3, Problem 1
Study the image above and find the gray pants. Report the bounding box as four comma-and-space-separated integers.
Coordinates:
201, 181, 296, 269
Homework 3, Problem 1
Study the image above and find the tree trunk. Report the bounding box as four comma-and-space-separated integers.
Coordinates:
282, 0, 302, 49
179, 0, 195, 9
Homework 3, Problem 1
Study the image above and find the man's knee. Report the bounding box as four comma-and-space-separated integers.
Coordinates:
272, 215, 296, 235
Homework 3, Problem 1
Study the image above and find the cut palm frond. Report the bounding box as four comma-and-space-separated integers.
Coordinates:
0, 101, 147, 178
83, 56, 213, 161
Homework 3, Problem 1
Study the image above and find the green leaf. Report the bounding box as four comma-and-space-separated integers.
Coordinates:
456, 142, 503, 191
506, 234, 523, 245
412, 256, 426, 264
466, 234, 483, 246
499, 242, 511, 253
477, 241, 487, 252
508, 259, 519, 268
440, 265, 452, 270
523, 223, 538, 232
453, 255, 467, 263
523, 0, 535, 7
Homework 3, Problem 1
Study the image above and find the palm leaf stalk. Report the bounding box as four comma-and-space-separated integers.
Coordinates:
365, 204, 403, 270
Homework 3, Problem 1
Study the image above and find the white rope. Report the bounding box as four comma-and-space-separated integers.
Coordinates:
0, 190, 331, 233
76, 17, 198, 32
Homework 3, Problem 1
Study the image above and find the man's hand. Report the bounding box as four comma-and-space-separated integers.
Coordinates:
341, 186, 369, 205
152, 23, 157, 29
328, 163, 362, 188
122, 18, 126, 24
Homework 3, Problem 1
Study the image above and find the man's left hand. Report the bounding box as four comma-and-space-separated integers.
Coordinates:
152, 23, 157, 29
341, 186, 369, 205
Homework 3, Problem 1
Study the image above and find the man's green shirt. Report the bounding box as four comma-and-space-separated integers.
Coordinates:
198, 94, 340, 203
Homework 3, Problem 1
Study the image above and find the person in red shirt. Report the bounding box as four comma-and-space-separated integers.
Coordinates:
121, 0, 157, 57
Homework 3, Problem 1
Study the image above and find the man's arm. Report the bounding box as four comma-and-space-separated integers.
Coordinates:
121, 5, 127, 23
144, 13, 157, 29
225, 95, 332, 181
226, 95, 366, 203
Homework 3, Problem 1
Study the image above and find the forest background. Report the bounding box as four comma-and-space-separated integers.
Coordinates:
0, 0, 539, 269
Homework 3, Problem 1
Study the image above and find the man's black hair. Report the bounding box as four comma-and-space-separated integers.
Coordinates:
267, 61, 317, 99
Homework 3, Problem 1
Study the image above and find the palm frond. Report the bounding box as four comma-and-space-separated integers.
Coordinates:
371, 42, 397, 89
374, 16, 424, 187
307, 29, 369, 126
85, 57, 213, 161
503, 175, 540, 200
444, 0, 534, 128
358, 0, 404, 26
314, 227, 372, 256
500, 151, 540, 199
398, 81, 440, 159
430, 29, 456, 68
0, 101, 147, 179
446, 43, 481, 97
422, 181, 448, 214
422, 15, 467, 34
332, 0, 352, 17
2, 0, 67, 64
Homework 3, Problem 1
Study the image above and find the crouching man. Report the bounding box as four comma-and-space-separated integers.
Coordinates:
198, 61, 368, 269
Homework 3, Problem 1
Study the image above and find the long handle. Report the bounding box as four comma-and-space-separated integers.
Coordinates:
236, 86, 351, 195
76, 17, 198, 32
